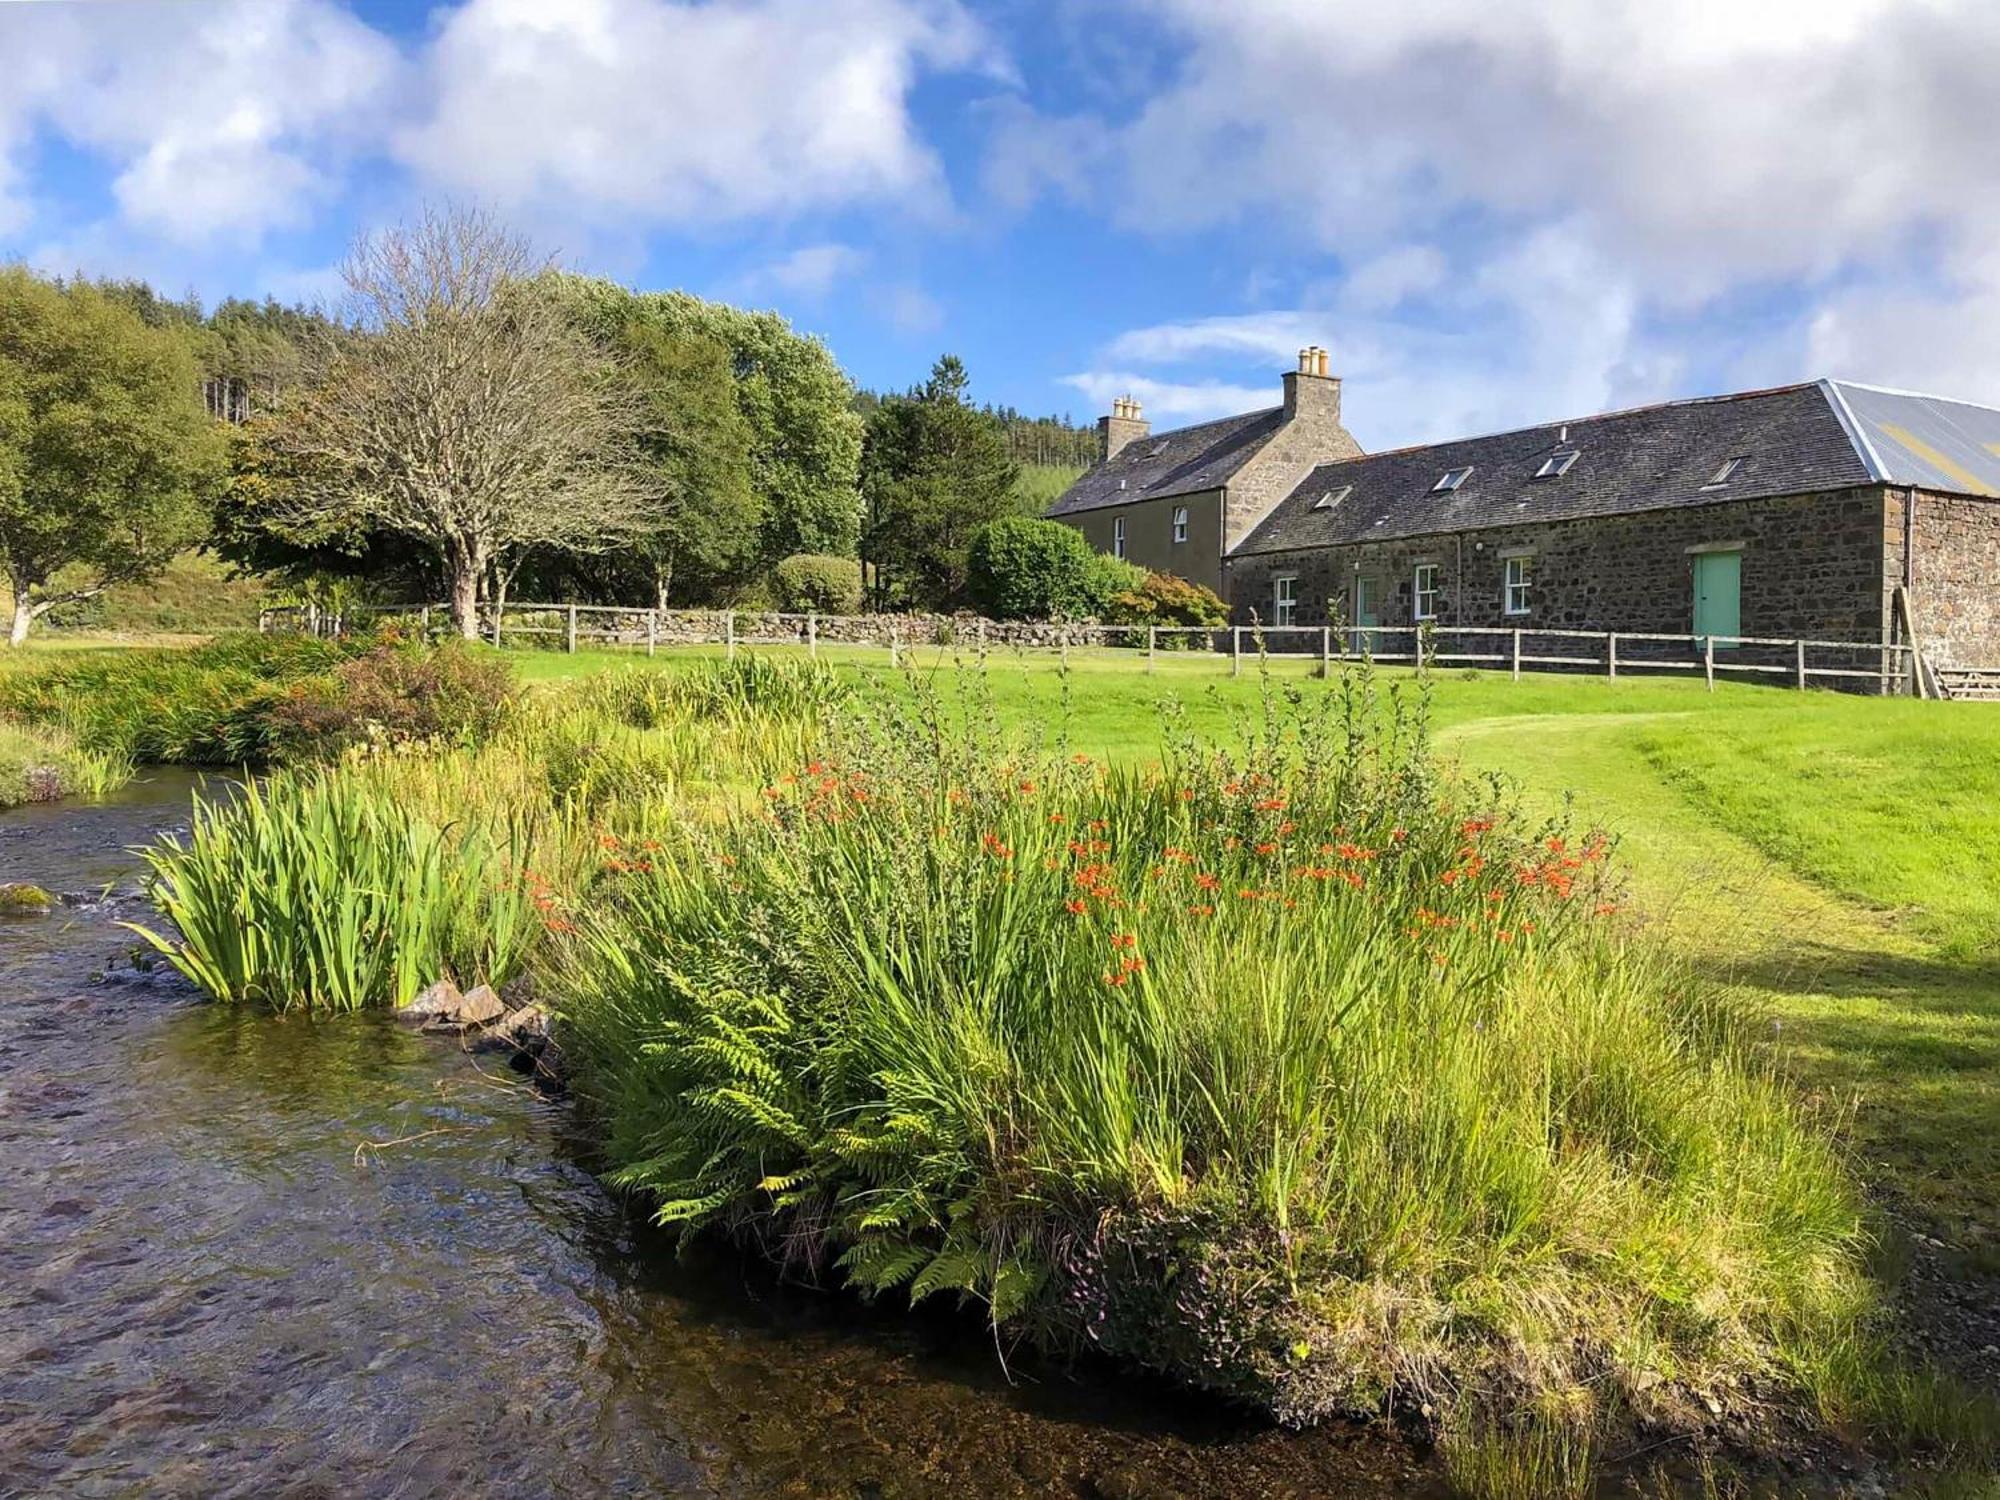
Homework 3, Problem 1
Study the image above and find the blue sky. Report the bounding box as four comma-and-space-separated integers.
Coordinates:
4, 0, 2000, 451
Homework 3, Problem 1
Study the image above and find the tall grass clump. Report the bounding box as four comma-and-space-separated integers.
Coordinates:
129, 744, 588, 1012
0, 721, 129, 805
558, 663, 1878, 1472
0, 633, 351, 764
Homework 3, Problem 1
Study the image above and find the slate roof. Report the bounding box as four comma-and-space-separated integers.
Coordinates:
1234, 381, 1898, 556
1046, 407, 1286, 517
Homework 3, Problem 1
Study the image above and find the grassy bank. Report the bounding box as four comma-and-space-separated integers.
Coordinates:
0, 721, 127, 807
107, 642, 1994, 1492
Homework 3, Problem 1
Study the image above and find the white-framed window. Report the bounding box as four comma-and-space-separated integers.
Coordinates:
1432, 466, 1473, 493
1413, 563, 1439, 621
1534, 450, 1579, 479
1503, 555, 1533, 616
1113, 517, 1126, 560
1272, 574, 1298, 628
1171, 505, 1188, 544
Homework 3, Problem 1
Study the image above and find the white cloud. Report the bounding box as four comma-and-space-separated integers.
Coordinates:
876, 282, 946, 336
1059, 371, 1274, 425
997, 0, 2000, 408
0, 0, 400, 244
737, 243, 871, 299
397, 0, 995, 227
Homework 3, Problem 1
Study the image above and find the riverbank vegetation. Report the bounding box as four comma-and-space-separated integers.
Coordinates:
19, 632, 1965, 1494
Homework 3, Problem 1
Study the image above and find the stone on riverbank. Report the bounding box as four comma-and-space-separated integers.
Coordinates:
395, 978, 464, 1022
0, 882, 54, 915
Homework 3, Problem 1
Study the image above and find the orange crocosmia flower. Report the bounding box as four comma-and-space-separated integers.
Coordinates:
1110, 932, 1138, 950
1595, 902, 1618, 916
1461, 818, 1495, 836
1195, 872, 1221, 891
598, 834, 621, 850
1065, 898, 1087, 915
1390, 828, 1408, 843
1254, 797, 1286, 812
1072, 753, 1093, 765
1179, 788, 1195, 802
1103, 971, 1129, 988
1278, 820, 1296, 835
761, 787, 782, 800
1049, 813, 1066, 825
1018, 780, 1038, 794
1188, 902, 1215, 916
1088, 819, 1108, 834
1255, 841, 1278, 856
806, 761, 826, 776
1120, 955, 1146, 973
1496, 929, 1514, 943
1547, 836, 1566, 853
1224, 836, 1241, 850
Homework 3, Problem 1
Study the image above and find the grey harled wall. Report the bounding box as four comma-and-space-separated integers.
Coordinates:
1224, 488, 1892, 643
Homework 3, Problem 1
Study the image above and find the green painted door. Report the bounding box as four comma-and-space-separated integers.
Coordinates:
1692, 550, 1741, 648
1352, 577, 1381, 651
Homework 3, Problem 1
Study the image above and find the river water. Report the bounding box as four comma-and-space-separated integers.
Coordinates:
0, 774, 1444, 1499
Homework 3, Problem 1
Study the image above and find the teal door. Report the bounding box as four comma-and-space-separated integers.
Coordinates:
1693, 551, 1741, 648
1352, 577, 1381, 651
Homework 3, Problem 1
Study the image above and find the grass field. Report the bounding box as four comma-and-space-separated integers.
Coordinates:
499, 642, 2000, 1275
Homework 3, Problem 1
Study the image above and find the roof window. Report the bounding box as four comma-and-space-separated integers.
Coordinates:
1702, 456, 1747, 488
1432, 466, 1473, 493
1148, 440, 1172, 457
1534, 451, 1580, 479
1312, 484, 1353, 511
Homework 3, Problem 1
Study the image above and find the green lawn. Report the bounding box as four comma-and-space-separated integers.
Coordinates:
513, 641, 2000, 1266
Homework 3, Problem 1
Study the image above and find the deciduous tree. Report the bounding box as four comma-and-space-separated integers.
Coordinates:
0, 269, 224, 646
266, 206, 664, 637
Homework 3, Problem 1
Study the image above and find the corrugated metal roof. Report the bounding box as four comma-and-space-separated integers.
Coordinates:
1823, 380, 2000, 497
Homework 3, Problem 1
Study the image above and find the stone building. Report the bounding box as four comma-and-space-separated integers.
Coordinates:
1044, 349, 1363, 596
1054, 373, 2000, 685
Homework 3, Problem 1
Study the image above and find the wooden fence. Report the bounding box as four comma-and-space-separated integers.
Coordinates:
259, 602, 1918, 694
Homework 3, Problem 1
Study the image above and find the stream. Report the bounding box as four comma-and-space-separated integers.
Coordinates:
0, 773, 1444, 1499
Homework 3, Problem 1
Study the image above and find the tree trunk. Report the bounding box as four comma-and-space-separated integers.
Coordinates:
449, 560, 481, 640
7, 568, 36, 647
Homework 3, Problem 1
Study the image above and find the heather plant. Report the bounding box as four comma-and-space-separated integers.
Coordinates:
266, 635, 516, 755
558, 660, 1879, 1475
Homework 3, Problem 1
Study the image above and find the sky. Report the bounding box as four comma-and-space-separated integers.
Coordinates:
3, 0, 2000, 451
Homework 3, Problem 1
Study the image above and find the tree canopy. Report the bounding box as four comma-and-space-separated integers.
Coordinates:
0, 268, 225, 645
860, 355, 1020, 610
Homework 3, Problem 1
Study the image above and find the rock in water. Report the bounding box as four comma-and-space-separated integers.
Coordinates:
395, 978, 463, 1022
455, 984, 505, 1025
0, 883, 54, 916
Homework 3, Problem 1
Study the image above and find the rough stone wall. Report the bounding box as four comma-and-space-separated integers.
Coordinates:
1224, 488, 1892, 649
1225, 383, 1364, 557
571, 609, 1151, 649
1067, 490, 1226, 594
1896, 490, 2000, 667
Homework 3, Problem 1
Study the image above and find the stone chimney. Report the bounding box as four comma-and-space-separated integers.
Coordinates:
1098, 395, 1150, 463
1282, 346, 1342, 431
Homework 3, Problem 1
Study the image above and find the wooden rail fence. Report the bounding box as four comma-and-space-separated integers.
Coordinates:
260, 603, 1918, 694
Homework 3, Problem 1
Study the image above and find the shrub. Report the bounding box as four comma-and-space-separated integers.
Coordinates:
559, 666, 1873, 1454
1102, 571, 1229, 629
771, 553, 863, 615
268, 637, 515, 756
966, 516, 1127, 620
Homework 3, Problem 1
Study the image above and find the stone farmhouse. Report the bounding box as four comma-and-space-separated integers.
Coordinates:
1050, 355, 2000, 688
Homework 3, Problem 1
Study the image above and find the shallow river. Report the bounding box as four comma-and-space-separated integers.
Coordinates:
0, 773, 1446, 1499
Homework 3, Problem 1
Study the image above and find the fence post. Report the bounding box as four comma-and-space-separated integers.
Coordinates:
1606, 632, 1618, 680
419, 605, 430, 637
1510, 629, 1521, 682
726, 610, 736, 662
1060, 627, 1070, 670
566, 603, 578, 655
1231, 626, 1243, 677
1703, 635, 1716, 693
491, 602, 503, 649
807, 611, 818, 661
1147, 624, 1157, 674
646, 609, 658, 657
1320, 625, 1331, 679
888, 621, 900, 669
1795, 638, 1807, 690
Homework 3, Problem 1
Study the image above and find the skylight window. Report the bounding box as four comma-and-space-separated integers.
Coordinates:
1312, 485, 1353, 511
1432, 466, 1473, 494
1534, 451, 1580, 479
1703, 456, 1747, 488
1148, 440, 1172, 458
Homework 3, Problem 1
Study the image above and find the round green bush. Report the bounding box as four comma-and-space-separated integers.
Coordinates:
967, 517, 1133, 621
771, 554, 863, 615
